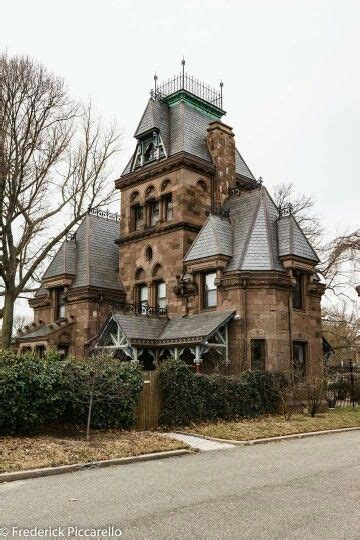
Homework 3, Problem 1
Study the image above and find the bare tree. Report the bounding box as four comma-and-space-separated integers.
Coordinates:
273, 182, 324, 248
321, 230, 360, 302
322, 304, 360, 367
0, 54, 122, 347
273, 182, 359, 302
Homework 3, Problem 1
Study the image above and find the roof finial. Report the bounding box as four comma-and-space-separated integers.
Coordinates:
220, 80, 224, 108
154, 72, 158, 95
181, 57, 185, 88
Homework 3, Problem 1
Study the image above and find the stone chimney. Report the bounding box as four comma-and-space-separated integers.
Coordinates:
206, 121, 236, 208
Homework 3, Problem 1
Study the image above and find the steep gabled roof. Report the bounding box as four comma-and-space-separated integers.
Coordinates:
277, 215, 320, 263
223, 187, 284, 272
122, 96, 256, 181
40, 214, 123, 292
43, 241, 76, 280
184, 215, 232, 262
134, 98, 170, 153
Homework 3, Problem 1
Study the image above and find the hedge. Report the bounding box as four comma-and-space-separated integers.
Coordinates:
158, 358, 287, 427
0, 350, 143, 434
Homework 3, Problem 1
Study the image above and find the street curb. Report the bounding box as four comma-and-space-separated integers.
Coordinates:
176, 426, 360, 446
0, 449, 191, 484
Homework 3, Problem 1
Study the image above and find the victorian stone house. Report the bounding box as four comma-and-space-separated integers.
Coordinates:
18, 69, 325, 376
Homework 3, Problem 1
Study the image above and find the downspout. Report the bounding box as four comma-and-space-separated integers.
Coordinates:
242, 278, 248, 370
287, 277, 295, 403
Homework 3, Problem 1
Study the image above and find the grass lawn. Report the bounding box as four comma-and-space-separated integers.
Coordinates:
183, 407, 360, 441
0, 429, 188, 473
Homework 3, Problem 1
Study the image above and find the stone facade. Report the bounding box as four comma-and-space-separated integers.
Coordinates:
19, 73, 325, 380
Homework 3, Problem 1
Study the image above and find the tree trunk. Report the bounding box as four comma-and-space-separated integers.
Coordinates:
86, 391, 94, 441
1, 286, 15, 348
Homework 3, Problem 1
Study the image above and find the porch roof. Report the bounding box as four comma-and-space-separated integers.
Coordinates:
109, 310, 236, 346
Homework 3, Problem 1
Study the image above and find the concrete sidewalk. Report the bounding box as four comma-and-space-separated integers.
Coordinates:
166, 432, 235, 450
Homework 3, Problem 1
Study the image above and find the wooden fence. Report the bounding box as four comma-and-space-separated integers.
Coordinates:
135, 371, 162, 430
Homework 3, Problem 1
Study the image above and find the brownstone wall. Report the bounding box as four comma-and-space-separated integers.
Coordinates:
118, 166, 213, 316
206, 121, 236, 208
120, 168, 212, 238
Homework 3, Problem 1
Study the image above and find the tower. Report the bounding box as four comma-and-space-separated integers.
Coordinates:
115, 63, 256, 315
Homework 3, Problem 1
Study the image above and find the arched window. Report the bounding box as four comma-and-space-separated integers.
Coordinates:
130, 190, 140, 203
197, 179, 208, 192
161, 179, 171, 192
145, 246, 153, 262
135, 267, 145, 281
145, 185, 156, 198
152, 263, 162, 278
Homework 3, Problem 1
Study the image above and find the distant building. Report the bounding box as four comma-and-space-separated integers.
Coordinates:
17, 66, 325, 375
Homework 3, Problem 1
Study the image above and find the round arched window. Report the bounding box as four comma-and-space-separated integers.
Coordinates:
197, 179, 208, 192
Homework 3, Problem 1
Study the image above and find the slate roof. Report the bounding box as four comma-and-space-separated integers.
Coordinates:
18, 320, 74, 341
185, 215, 232, 262
112, 312, 167, 342
40, 214, 123, 291
43, 241, 76, 280
277, 215, 320, 263
122, 97, 255, 181
109, 310, 235, 346
222, 187, 285, 272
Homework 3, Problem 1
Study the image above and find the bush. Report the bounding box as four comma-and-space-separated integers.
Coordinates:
62, 356, 143, 430
0, 350, 66, 433
0, 350, 143, 434
158, 358, 286, 428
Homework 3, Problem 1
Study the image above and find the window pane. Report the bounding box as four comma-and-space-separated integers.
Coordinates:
157, 281, 166, 308
292, 272, 303, 309
165, 196, 173, 220
150, 201, 159, 226
293, 342, 306, 378
204, 272, 217, 307
134, 206, 143, 230
205, 272, 216, 290
251, 340, 266, 370
139, 285, 148, 303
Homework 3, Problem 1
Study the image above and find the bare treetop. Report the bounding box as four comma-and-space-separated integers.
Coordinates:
0, 53, 122, 347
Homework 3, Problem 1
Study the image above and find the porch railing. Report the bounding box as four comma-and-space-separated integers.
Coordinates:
99, 296, 168, 318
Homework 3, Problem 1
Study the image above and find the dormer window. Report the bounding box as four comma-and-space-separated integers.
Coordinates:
144, 141, 155, 164
132, 131, 166, 171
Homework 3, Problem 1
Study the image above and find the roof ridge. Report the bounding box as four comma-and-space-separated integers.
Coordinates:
262, 189, 274, 269
238, 190, 262, 269
235, 147, 255, 181
291, 213, 320, 262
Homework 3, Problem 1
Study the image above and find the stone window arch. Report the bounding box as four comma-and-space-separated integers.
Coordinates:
145, 185, 157, 199
152, 263, 163, 278
197, 179, 208, 192
135, 267, 145, 281
161, 178, 171, 192
130, 190, 140, 203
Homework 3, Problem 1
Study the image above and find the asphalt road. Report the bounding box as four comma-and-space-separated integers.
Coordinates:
1, 432, 360, 539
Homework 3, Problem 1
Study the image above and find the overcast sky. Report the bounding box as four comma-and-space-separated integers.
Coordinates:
2, 0, 359, 315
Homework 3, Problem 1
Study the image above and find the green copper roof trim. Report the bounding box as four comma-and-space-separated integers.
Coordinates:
163, 90, 225, 120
